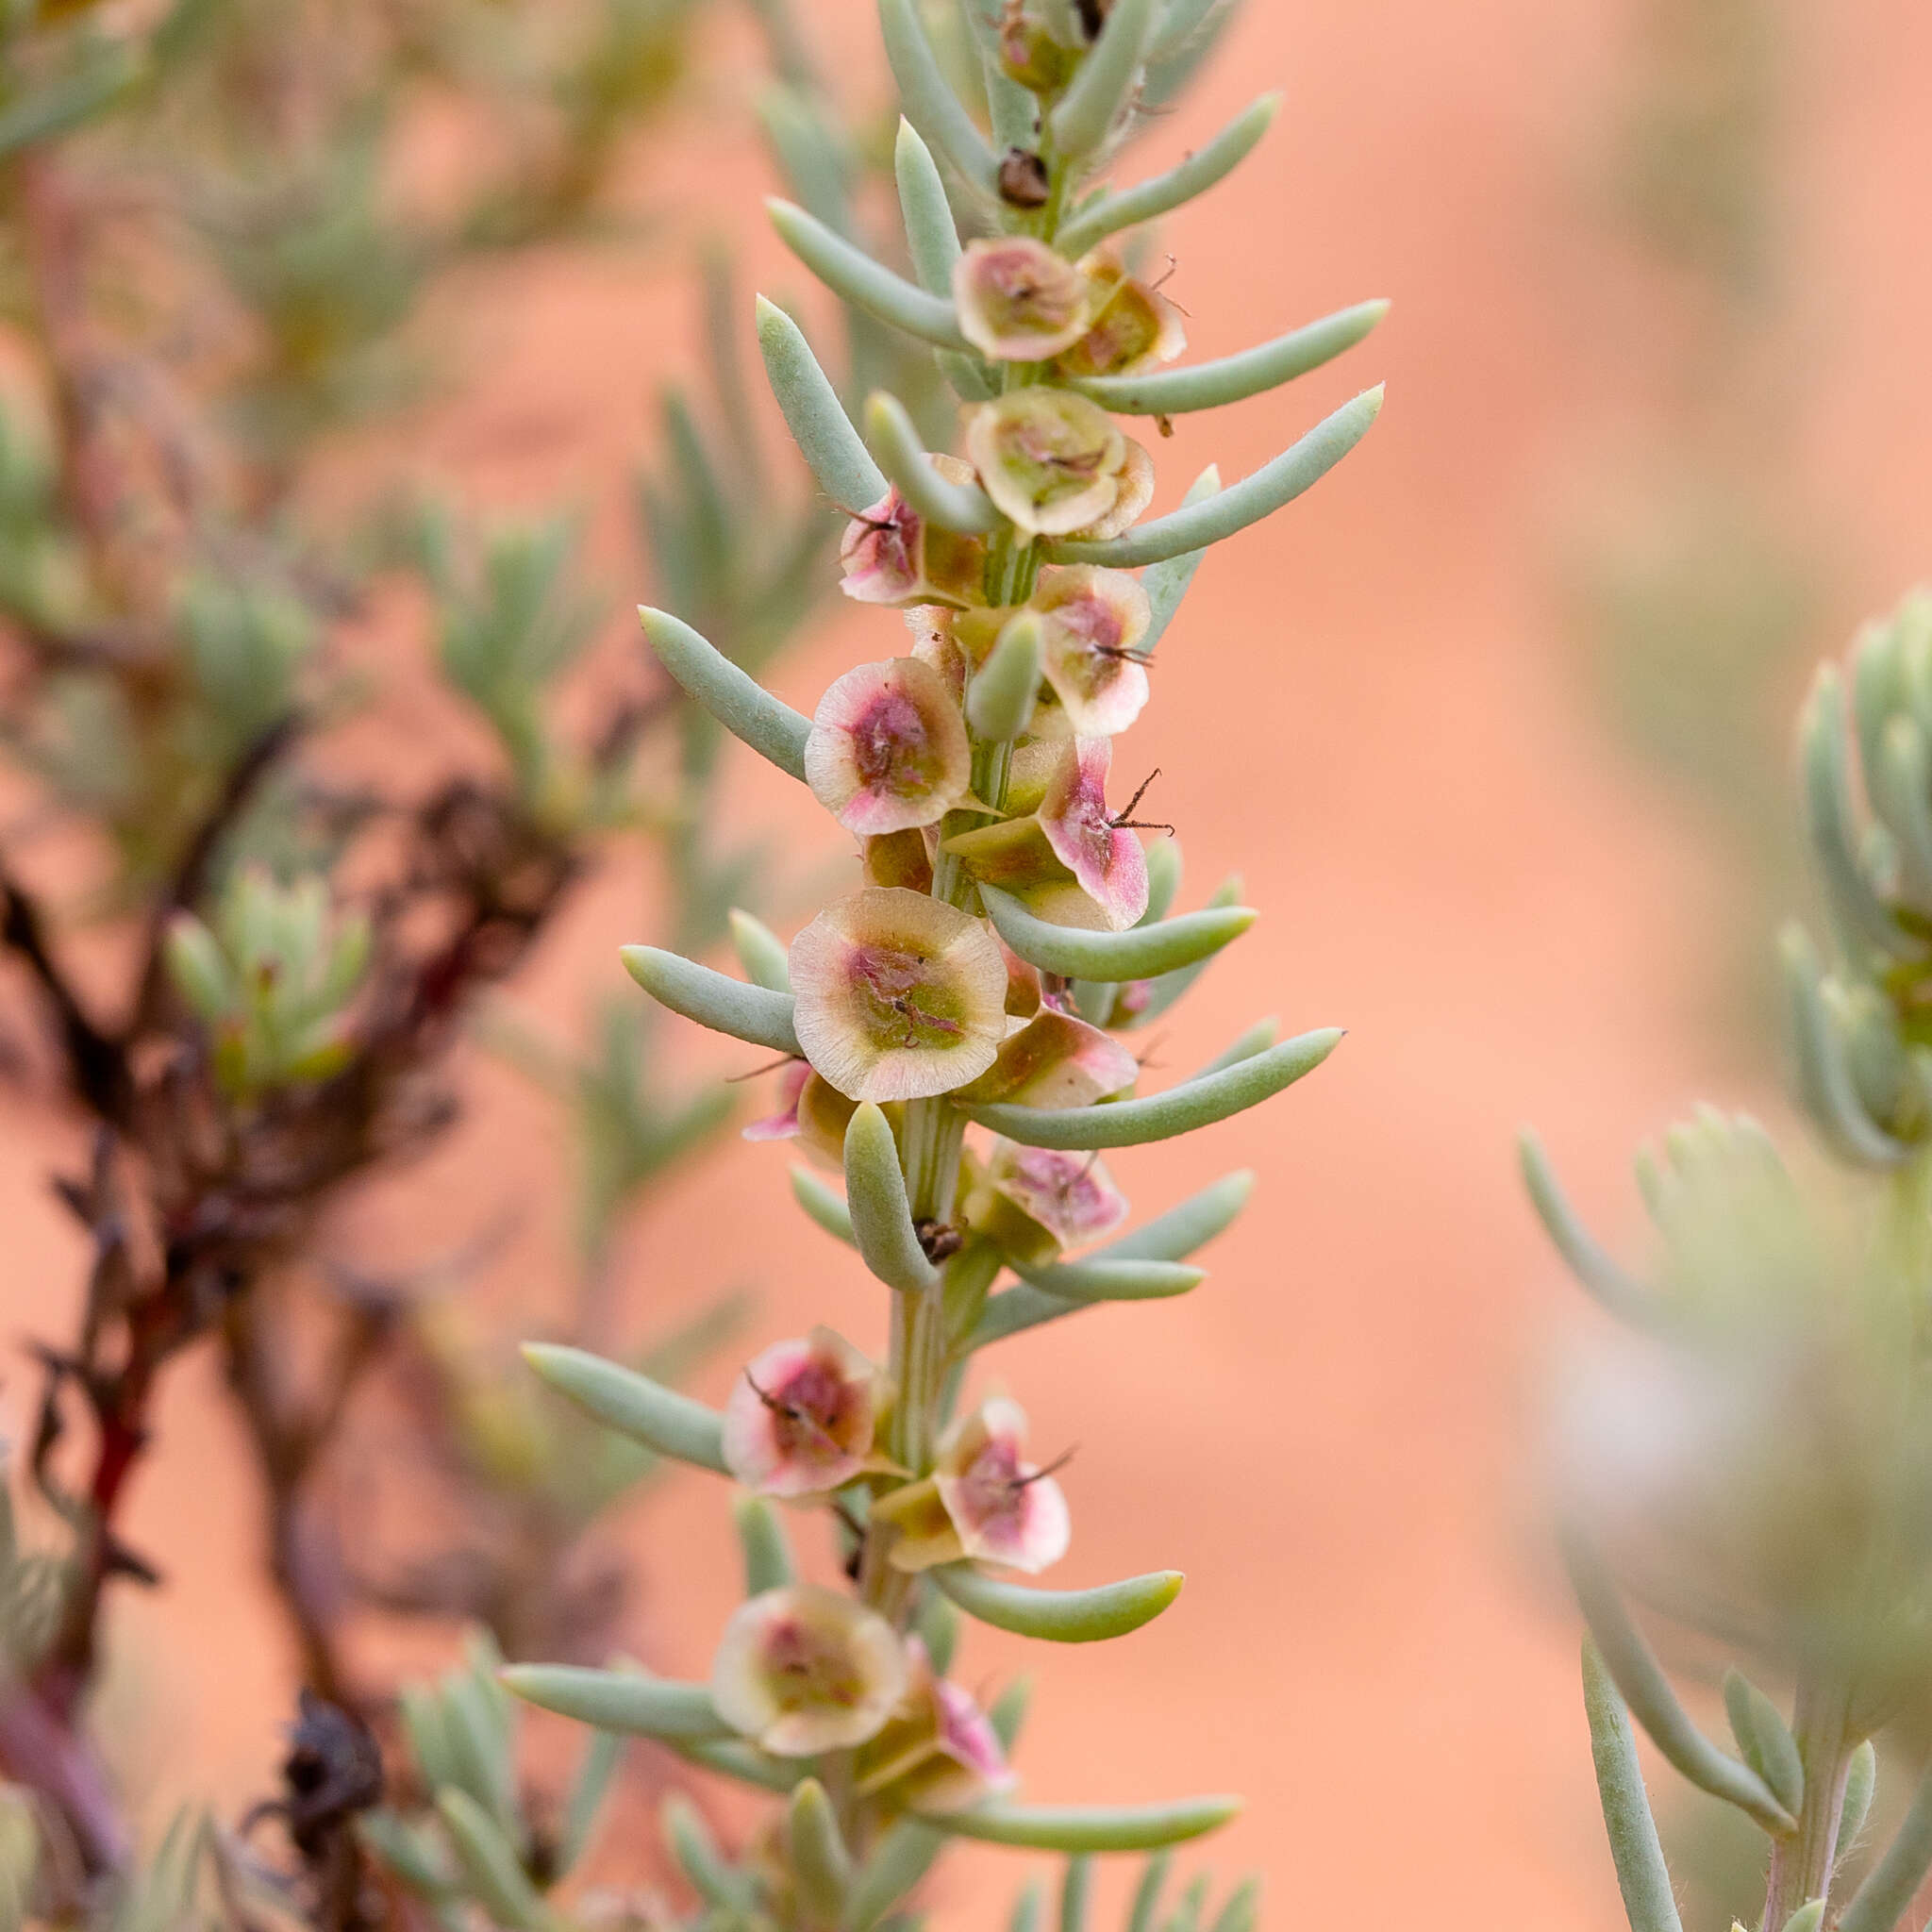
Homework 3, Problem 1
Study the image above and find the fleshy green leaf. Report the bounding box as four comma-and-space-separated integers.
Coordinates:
845, 1101, 941, 1292
620, 945, 801, 1055
673, 1737, 808, 1793
978, 886, 1254, 982
1779, 924, 1908, 1166
557, 1729, 623, 1878
919, 1796, 1241, 1852
521, 1343, 728, 1474
1138, 470, 1222, 659
754, 296, 887, 510
1838, 1761, 1932, 1932
866, 391, 999, 532
1060, 1856, 1093, 1932
990, 1675, 1031, 1750
1722, 1669, 1804, 1818
1801, 666, 1908, 954
640, 605, 811, 780
1580, 1640, 1684, 1932
1191, 1019, 1279, 1080
1047, 389, 1383, 569
1049, 0, 1160, 160
934, 1563, 1183, 1641
878, 0, 999, 199
1840, 1740, 1878, 1857
729, 908, 792, 991
848, 1822, 947, 1932
1518, 1127, 1664, 1328
968, 614, 1046, 742
1056, 94, 1280, 258
1564, 1529, 1793, 1834
435, 1790, 548, 1932
1013, 1257, 1205, 1302
769, 199, 970, 349
1071, 302, 1388, 416
501, 1664, 732, 1740
1096, 1177, 1253, 1273
735, 1494, 795, 1596
895, 116, 964, 293
663, 1793, 757, 1909
1206, 1878, 1260, 1932
1126, 1853, 1172, 1932
791, 1166, 857, 1244
787, 1779, 855, 1924
959, 1031, 1341, 1150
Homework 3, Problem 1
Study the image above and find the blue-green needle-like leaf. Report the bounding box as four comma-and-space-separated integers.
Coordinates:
960, 1032, 1341, 1150
977, 886, 1254, 982
845, 1101, 941, 1292
521, 1343, 727, 1474
919, 1796, 1241, 1852
640, 606, 810, 781
1056, 95, 1280, 259
754, 297, 886, 511
1047, 390, 1383, 569
935, 1563, 1183, 1642
769, 198, 969, 350
501, 1665, 733, 1740
621, 945, 801, 1056
1070, 302, 1388, 416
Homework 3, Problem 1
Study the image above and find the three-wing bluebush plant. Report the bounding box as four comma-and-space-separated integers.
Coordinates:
1528, 588, 1932, 1932
508, 0, 1384, 1921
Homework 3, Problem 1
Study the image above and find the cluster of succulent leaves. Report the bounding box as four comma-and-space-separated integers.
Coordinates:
477, 0, 1385, 1927
1524, 589, 1932, 1932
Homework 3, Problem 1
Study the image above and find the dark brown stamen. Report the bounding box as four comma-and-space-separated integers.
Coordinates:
1008, 1444, 1078, 1492
1111, 770, 1176, 837
745, 1371, 843, 1453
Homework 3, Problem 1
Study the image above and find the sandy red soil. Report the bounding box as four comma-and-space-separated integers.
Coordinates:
4, 0, 1931, 1924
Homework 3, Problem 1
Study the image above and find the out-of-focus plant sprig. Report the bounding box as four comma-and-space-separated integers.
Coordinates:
1565, 0, 1825, 1040
500, 2, 1383, 1930
0, 0, 933, 1915
1526, 584, 1932, 1932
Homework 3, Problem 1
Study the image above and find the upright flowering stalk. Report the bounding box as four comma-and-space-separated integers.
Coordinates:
508, 3, 1383, 1921
1526, 588, 1932, 1932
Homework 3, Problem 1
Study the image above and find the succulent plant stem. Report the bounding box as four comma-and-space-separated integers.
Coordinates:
1761, 1677, 1856, 1932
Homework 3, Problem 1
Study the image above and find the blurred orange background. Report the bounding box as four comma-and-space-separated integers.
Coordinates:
4, 0, 1931, 1924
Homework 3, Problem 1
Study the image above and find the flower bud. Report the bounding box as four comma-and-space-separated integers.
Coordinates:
964, 391, 1129, 537
710, 1584, 908, 1755
955, 239, 1093, 363
722, 1327, 885, 1497
806, 658, 973, 835
790, 887, 1009, 1102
